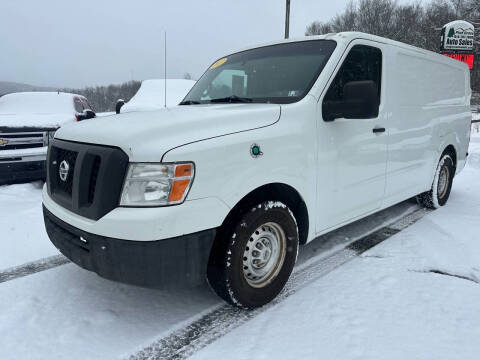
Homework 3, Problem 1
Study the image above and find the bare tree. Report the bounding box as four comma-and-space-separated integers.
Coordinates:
64, 80, 141, 112
306, 21, 333, 35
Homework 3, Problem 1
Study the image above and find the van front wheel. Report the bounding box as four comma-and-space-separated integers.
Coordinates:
207, 201, 299, 309
417, 154, 455, 209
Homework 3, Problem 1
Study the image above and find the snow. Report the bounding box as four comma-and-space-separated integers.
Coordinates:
0, 92, 78, 115
190, 130, 480, 360
96, 111, 115, 117
0, 266, 220, 360
0, 92, 80, 128
0, 113, 77, 129
0, 182, 58, 269
120, 79, 196, 113
0, 125, 479, 359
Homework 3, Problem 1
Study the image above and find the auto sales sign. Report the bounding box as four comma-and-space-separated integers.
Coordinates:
441, 20, 474, 52
441, 20, 475, 69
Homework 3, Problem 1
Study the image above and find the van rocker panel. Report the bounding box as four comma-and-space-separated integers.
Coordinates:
43, 206, 216, 287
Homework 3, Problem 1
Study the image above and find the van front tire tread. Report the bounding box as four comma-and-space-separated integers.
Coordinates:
207, 201, 299, 309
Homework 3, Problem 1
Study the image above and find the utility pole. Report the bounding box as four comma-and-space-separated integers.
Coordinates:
285, 0, 290, 39
164, 31, 167, 108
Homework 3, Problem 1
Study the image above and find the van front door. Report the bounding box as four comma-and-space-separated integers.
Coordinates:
316, 43, 388, 231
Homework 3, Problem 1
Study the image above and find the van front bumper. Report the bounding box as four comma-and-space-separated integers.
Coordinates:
43, 205, 216, 287
42, 184, 230, 241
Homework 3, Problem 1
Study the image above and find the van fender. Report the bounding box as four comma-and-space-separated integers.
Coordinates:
429, 132, 459, 185
162, 133, 317, 242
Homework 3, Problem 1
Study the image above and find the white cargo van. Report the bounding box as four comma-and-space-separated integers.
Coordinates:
42, 32, 471, 308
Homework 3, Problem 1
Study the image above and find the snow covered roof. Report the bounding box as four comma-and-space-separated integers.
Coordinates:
0, 92, 81, 115
0, 92, 82, 128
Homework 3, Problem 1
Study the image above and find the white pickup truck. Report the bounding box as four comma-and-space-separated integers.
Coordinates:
0, 92, 95, 185
42, 32, 471, 308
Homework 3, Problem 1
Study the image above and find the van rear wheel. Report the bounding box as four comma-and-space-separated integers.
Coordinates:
207, 201, 299, 309
417, 154, 455, 209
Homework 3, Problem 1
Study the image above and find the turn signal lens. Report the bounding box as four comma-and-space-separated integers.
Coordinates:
169, 179, 191, 202
174, 164, 193, 177
170, 163, 193, 202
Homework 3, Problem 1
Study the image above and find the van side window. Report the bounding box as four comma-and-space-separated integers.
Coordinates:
323, 45, 382, 121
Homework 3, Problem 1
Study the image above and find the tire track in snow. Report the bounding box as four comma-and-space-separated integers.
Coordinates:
0, 255, 69, 284
128, 207, 430, 360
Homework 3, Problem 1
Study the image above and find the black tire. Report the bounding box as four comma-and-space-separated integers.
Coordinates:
417, 153, 455, 209
207, 201, 299, 309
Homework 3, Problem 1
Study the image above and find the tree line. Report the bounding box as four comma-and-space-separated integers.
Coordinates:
64, 72, 195, 113
306, 0, 479, 103
63, 80, 141, 113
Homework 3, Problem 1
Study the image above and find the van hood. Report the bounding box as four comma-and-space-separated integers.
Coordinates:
55, 103, 280, 161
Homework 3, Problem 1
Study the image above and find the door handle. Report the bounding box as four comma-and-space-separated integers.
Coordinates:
372, 127, 386, 133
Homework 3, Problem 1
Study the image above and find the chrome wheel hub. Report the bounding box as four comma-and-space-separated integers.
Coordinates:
438, 165, 449, 198
242, 222, 286, 288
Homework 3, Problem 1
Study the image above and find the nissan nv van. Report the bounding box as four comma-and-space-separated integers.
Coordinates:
42, 32, 471, 308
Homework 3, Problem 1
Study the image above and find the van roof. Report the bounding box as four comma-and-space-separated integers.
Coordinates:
229, 32, 468, 71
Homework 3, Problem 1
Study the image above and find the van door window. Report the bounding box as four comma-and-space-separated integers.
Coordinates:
323, 45, 382, 121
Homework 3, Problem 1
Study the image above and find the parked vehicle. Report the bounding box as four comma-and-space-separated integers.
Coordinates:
0, 92, 96, 185
43, 32, 471, 308
115, 79, 196, 114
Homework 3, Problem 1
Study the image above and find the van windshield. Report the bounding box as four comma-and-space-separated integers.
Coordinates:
180, 40, 336, 105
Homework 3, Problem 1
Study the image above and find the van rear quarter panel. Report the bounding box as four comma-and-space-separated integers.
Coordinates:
383, 45, 470, 205
162, 96, 319, 243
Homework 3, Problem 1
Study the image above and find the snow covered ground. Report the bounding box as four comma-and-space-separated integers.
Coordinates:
0, 126, 479, 359
191, 130, 480, 360
0, 182, 58, 269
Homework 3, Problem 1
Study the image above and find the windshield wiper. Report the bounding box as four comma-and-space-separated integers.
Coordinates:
179, 100, 201, 105
209, 95, 253, 103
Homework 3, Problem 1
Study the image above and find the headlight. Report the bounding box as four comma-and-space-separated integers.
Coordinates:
120, 162, 195, 207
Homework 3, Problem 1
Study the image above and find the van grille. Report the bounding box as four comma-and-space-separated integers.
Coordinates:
47, 139, 129, 220
88, 156, 101, 204
50, 147, 78, 196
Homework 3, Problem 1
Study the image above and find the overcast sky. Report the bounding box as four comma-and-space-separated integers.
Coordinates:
0, 0, 417, 88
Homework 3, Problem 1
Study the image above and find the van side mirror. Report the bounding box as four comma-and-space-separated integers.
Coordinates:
116, 99, 125, 114
323, 80, 379, 121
